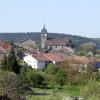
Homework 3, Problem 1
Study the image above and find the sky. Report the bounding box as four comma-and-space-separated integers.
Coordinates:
0, 0, 100, 38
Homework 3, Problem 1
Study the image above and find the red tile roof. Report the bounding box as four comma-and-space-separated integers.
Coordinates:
44, 53, 66, 63
67, 56, 96, 64
32, 53, 66, 63
45, 38, 69, 46
53, 47, 75, 54
0, 41, 11, 50
32, 54, 50, 61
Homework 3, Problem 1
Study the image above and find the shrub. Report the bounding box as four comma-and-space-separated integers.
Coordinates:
81, 79, 100, 99
0, 70, 26, 100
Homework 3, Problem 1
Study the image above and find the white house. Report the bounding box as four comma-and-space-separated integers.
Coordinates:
23, 53, 66, 69
23, 54, 51, 69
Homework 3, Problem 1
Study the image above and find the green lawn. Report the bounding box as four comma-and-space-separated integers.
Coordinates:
27, 85, 81, 100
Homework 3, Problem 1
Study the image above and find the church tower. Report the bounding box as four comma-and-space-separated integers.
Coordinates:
41, 25, 48, 49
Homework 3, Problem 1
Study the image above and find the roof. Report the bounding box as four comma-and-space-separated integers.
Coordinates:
44, 53, 66, 63
0, 46, 6, 53
45, 38, 69, 46
32, 54, 50, 61
67, 56, 96, 64
0, 41, 11, 50
41, 25, 48, 34
32, 53, 66, 63
52, 47, 75, 55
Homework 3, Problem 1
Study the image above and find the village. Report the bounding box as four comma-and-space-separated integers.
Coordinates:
0, 25, 100, 70
0, 26, 100, 100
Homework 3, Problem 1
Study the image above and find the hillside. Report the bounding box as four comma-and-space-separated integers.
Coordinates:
0, 33, 100, 49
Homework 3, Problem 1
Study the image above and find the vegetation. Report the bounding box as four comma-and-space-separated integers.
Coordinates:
81, 79, 100, 100
0, 41, 100, 100
1, 48, 21, 74
77, 42, 96, 55
0, 33, 100, 49
0, 70, 26, 100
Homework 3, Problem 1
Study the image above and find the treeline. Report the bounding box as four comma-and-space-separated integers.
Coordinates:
0, 32, 99, 49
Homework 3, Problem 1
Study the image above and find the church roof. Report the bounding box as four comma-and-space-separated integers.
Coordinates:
41, 25, 48, 33
45, 38, 69, 46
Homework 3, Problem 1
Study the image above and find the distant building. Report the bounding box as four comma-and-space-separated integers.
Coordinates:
40, 25, 72, 51
0, 40, 11, 66
17, 38, 36, 49
41, 25, 48, 49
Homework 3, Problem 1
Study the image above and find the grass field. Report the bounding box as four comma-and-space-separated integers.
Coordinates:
28, 85, 81, 100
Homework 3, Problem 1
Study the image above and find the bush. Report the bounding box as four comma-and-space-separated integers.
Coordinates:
81, 79, 100, 99
46, 63, 59, 74
21, 66, 45, 88
0, 70, 26, 100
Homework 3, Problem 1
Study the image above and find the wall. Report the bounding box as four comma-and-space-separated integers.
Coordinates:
37, 61, 46, 69
24, 55, 38, 69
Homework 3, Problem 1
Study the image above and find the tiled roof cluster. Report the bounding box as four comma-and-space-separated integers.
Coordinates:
32, 53, 66, 63
67, 56, 97, 64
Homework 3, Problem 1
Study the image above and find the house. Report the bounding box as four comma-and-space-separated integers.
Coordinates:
17, 38, 36, 49
66, 56, 97, 73
23, 54, 51, 69
0, 40, 11, 51
51, 47, 75, 57
23, 53, 66, 69
67, 56, 95, 65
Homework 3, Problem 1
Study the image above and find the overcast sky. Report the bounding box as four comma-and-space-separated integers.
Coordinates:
0, 0, 100, 38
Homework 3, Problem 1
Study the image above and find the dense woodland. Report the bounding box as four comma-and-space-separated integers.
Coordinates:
0, 32, 100, 49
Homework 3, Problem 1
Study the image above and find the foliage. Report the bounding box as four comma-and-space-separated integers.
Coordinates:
46, 63, 58, 75
55, 69, 67, 88
76, 50, 87, 56
21, 66, 45, 88
0, 70, 26, 100
81, 79, 100, 99
60, 61, 99, 85
95, 54, 100, 59
1, 48, 21, 74
45, 64, 67, 88
78, 42, 96, 54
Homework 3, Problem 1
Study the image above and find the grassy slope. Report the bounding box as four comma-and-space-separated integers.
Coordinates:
28, 85, 81, 100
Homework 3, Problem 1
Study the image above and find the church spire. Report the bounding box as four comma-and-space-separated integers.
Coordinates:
43, 24, 46, 29
41, 24, 48, 33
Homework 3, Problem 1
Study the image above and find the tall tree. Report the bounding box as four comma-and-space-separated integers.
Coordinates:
2, 47, 21, 74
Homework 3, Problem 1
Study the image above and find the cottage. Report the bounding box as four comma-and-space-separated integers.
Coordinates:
23, 53, 66, 69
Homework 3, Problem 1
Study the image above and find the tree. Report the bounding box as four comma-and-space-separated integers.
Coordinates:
81, 79, 100, 99
21, 66, 45, 88
0, 70, 26, 100
77, 50, 87, 56
45, 64, 67, 88
55, 69, 67, 88
46, 63, 59, 74
1, 48, 21, 74
78, 42, 96, 54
